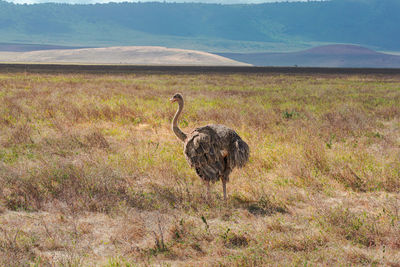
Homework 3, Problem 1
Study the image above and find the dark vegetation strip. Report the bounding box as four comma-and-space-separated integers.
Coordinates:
1, 63, 400, 75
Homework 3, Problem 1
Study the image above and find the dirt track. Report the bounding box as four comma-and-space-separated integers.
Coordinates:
1, 63, 400, 75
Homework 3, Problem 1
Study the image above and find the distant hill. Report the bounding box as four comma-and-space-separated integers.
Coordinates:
0, 0, 399, 53
217, 45, 400, 68
0, 46, 249, 66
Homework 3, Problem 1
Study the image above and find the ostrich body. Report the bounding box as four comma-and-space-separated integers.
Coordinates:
170, 93, 249, 200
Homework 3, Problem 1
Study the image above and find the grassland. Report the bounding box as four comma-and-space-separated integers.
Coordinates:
0, 71, 399, 266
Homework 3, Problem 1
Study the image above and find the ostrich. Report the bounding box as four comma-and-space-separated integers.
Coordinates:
170, 93, 249, 201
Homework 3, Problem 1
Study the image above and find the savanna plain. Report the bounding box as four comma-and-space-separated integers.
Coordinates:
0, 71, 399, 266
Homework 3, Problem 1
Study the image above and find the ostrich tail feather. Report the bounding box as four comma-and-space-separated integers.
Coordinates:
232, 138, 250, 168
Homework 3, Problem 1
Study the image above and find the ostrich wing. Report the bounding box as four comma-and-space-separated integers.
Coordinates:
184, 126, 225, 182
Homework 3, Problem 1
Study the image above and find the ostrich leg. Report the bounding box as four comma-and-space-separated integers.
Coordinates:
222, 179, 227, 201
222, 164, 231, 201
205, 180, 211, 200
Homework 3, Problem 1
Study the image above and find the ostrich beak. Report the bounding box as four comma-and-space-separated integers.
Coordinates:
170, 98, 176, 103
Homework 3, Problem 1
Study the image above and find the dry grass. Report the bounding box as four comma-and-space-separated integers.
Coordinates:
0, 72, 399, 265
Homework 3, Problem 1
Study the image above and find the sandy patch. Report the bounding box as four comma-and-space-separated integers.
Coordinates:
0, 46, 250, 66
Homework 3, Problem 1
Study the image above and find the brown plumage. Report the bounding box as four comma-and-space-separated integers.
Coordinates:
170, 93, 249, 200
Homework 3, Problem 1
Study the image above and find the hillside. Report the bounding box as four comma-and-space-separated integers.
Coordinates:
0, 43, 88, 52
0, 0, 399, 52
218, 45, 400, 67
0, 46, 249, 65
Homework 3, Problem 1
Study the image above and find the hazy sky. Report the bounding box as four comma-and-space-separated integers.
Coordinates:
6, 0, 313, 4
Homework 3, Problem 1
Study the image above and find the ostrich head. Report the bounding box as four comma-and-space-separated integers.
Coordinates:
170, 93, 183, 103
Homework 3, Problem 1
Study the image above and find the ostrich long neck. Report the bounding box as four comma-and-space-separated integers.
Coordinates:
172, 100, 187, 142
